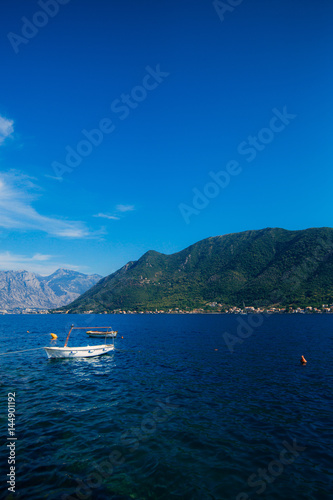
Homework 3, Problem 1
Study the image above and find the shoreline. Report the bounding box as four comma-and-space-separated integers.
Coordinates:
2, 310, 333, 315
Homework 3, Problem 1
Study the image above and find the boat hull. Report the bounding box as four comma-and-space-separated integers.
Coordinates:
87, 332, 117, 338
44, 344, 114, 359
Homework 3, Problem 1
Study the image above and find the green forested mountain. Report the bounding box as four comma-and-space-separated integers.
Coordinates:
61, 227, 333, 312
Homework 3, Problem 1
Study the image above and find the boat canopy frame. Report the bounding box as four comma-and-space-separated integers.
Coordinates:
64, 325, 114, 347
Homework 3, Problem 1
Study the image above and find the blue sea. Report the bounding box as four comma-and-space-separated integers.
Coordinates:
0, 314, 332, 500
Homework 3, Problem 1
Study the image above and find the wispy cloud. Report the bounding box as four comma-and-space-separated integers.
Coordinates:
0, 115, 14, 145
0, 251, 83, 275
31, 253, 53, 261
116, 204, 135, 212
93, 205, 135, 221
94, 213, 120, 220
44, 174, 65, 181
0, 171, 92, 239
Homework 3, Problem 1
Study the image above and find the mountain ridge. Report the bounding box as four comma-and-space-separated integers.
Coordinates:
0, 269, 102, 311
60, 227, 333, 313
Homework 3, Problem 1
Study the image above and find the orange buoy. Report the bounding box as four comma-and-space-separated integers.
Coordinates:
300, 355, 307, 365
50, 333, 58, 339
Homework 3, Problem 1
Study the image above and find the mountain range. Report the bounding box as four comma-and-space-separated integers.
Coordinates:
0, 269, 102, 311
60, 227, 333, 313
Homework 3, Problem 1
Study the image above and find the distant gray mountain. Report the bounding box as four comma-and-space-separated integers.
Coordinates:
0, 269, 102, 311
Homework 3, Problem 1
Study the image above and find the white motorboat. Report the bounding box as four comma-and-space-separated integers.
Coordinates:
44, 344, 114, 359
43, 325, 115, 359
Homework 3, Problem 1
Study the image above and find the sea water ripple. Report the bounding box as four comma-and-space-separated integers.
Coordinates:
0, 314, 332, 499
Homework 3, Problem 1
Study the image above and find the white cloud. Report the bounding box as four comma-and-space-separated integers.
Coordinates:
44, 174, 64, 181
0, 115, 14, 145
0, 171, 92, 238
0, 251, 83, 276
116, 204, 135, 212
32, 253, 53, 261
94, 213, 120, 220
92, 205, 135, 222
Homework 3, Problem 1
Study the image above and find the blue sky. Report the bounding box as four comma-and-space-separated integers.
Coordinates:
0, 0, 332, 276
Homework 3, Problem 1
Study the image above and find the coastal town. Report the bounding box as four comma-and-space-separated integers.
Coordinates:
1, 304, 333, 315
79, 304, 333, 315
